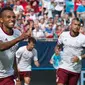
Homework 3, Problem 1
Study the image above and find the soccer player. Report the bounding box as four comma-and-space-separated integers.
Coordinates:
56, 18, 85, 85
16, 37, 40, 85
0, 7, 31, 85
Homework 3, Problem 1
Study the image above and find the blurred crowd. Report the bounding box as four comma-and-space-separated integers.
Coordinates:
0, 0, 85, 40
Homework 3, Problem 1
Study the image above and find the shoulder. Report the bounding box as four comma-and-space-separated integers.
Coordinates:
79, 33, 85, 40
0, 27, 7, 41
0, 27, 5, 35
13, 29, 21, 37
32, 48, 37, 54
32, 48, 37, 52
60, 31, 70, 37
17, 46, 26, 51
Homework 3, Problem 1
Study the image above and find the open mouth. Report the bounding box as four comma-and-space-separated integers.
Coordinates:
9, 22, 14, 25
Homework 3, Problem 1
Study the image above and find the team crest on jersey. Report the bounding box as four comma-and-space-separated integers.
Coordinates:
5, 38, 8, 41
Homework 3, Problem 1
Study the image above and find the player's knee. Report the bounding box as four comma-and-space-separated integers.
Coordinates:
24, 77, 31, 84
57, 83, 64, 85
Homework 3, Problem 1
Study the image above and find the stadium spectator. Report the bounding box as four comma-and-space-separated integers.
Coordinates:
74, 0, 81, 17
77, 0, 85, 27
30, 0, 40, 14
44, 22, 54, 38
32, 20, 45, 39
53, 0, 65, 17
29, 9, 37, 21
24, 4, 31, 15
50, 45, 62, 69
20, 0, 28, 11
54, 22, 63, 38
39, 16, 46, 31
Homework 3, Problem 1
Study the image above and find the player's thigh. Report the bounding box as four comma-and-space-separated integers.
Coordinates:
19, 71, 31, 80
68, 72, 80, 85
23, 71, 31, 84
57, 83, 64, 85
56, 68, 69, 85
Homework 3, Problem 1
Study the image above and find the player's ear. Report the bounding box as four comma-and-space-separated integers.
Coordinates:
0, 18, 3, 23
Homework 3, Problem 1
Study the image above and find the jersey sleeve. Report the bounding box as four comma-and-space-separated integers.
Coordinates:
32, 48, 38, 61
16, 47, 24, 58
0, 33, 5, 41
82, 39, 85, 47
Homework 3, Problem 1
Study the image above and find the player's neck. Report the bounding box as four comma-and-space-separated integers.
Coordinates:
70, 31, 79, 37
26, 46, 32, 51
2, 25, 13, 35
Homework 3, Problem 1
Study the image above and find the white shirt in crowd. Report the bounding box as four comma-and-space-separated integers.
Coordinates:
54, 0, 65, 11
16, 46, 38, 71
29, 14, 37, 21
58, 31, 85, 73
32, 29, 45, 38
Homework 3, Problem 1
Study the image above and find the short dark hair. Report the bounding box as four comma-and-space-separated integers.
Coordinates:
0, 7, 13, 18
72, 17, 80, 22
28, 37, 36, 44
72, 17, 80, 26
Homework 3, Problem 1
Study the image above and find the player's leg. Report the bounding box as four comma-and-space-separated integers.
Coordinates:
67, 72, 80, 85
24, 76, 31, 85
56, 68, 69, 85
23, 71, 31, 85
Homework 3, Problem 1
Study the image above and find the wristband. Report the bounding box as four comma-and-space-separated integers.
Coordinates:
78, 56, 82, 61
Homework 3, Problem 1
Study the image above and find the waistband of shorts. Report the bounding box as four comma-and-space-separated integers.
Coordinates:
0, 75, 14, 81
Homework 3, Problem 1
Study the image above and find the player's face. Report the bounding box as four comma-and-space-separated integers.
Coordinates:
71, 20, 80, 33
1, 10, 16, 29
28, 42, 35, 51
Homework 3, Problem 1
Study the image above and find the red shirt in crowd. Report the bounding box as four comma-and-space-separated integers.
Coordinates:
74, 0, 81, 11
30, 0, 39, 13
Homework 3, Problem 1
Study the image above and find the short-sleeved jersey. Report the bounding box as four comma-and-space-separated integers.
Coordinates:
0, 27, 20, 78
58, 31, 85, 73
16, 46, 38, 71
